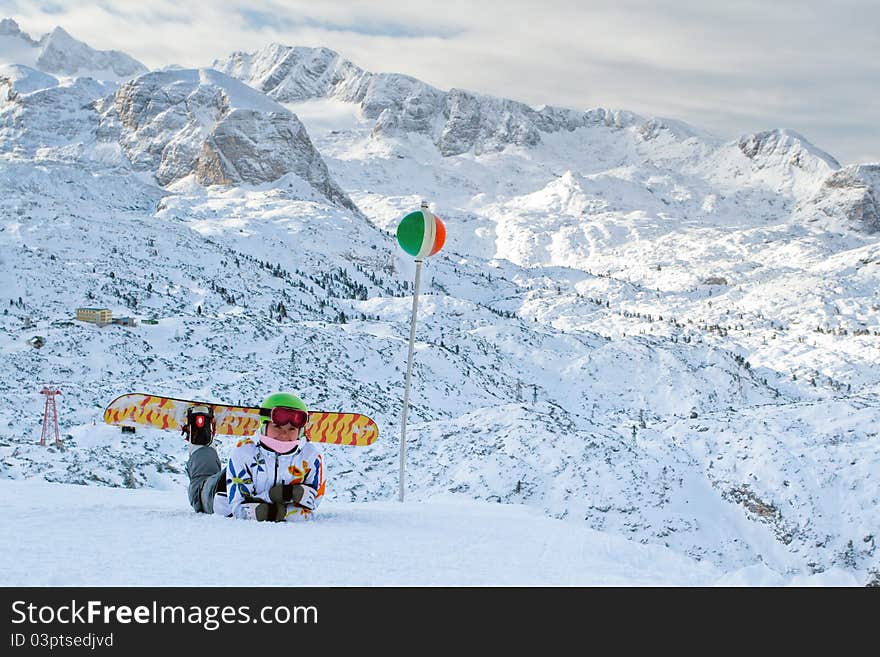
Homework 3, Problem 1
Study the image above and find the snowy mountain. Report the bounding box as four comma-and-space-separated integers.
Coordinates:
94, 67, 358, 211
1, 22, 878, 586
216, 44, 657, 157
217, 44, 876, 235
0, 19, 146, 81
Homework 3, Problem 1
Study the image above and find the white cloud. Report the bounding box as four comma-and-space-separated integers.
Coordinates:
3, 0, 878, 164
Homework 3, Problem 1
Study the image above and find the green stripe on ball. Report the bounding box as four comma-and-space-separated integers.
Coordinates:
396, 211, 426, 257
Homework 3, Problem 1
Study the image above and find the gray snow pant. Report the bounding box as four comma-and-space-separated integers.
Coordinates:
185, 445, 225, 514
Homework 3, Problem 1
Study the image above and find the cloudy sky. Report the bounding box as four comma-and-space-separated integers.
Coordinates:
5, 0, 878, 164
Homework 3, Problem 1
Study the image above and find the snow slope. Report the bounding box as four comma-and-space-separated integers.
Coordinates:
0, 479, 858, 586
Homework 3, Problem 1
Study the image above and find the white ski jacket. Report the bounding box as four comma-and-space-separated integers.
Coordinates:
219, 434, 325, 522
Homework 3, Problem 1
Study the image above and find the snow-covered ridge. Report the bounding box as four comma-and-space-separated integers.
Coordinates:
217, 42, 879, 236
0, 18, 39, 69
216, 45, 841, 175
216, 44, 668, 156
0, 18, 146, 81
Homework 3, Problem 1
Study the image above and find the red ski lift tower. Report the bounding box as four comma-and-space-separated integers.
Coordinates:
40, 387, 62, 446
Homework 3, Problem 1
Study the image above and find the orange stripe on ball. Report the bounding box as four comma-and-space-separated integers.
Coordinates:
430, 216, 446, 256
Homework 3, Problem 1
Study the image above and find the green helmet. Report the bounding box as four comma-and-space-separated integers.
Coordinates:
259, 391, 307, 425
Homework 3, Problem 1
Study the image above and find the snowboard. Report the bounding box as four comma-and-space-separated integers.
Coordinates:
103, 393, 378, 446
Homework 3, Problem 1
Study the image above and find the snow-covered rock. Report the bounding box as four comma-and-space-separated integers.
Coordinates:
93, 68, 359, 211
737, 128, 840, 172
219, 44, 368, 103
0, 73, 109, 159
798, 164, 880, 233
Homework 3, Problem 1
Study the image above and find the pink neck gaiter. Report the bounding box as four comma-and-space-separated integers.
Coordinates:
259, 434, 300, 454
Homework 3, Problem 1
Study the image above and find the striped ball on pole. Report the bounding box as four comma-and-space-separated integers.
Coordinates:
396, 207, 446, 260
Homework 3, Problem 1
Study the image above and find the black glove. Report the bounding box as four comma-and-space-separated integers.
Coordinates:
240, 502, 286, 522
269, 484, 318, 509
269, 484, 293, 504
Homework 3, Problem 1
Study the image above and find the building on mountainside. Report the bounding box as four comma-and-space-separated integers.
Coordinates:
111, 316, 138, 327
76, 307, 111, 325
142, 318, 159, 325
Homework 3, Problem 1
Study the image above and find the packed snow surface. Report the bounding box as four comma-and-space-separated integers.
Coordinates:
0, 479, 858, 586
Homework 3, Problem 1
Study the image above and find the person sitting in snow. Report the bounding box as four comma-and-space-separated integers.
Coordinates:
184, 392, 325, 522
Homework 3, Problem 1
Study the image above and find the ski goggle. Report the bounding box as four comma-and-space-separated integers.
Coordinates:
260, 406, 309, 428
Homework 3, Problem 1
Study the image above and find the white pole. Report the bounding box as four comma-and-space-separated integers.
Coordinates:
399, 258, 423, 502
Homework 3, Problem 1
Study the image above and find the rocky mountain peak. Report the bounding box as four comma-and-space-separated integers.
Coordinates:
0, 18, 147, 81
36, 25, 147, 79
215, 44, 357, 102
99, 67, 359, 213
738, 128, 840, 172
38, 25, 74, 45
0, 18, 35, 42
215, 43, 709, 158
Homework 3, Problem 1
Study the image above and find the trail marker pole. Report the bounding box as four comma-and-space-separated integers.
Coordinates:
396, 201, 446, 502
399, 258, 423, 502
